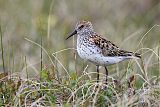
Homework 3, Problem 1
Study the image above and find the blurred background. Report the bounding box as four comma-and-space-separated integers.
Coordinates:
0, 0, 160, 81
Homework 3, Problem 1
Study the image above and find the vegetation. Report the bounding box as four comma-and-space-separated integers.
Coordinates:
0, 0, 160, 106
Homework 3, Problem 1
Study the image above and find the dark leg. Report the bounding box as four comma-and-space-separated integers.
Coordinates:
96, 65, 99, 83
105, 67, 108, 84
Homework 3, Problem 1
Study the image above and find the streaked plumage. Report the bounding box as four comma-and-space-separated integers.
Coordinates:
66, 20, 141, 84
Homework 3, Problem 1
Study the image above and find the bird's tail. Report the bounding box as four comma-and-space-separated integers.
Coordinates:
134, 52, 141, 58
120, 50, 141, 58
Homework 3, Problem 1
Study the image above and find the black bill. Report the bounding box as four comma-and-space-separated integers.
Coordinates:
66, 30, 77, 40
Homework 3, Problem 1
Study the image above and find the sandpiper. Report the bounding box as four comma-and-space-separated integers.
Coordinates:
66, 20, 141, 84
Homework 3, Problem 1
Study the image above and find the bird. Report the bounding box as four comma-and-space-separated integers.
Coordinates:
66, 20, 141, 84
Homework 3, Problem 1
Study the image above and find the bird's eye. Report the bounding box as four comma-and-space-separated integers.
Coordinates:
79, 25, 84, 29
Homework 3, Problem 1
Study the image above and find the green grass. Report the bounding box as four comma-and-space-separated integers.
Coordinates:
0, 66, 159, 106
0, 34, 160, 106
0, 0, 160, 106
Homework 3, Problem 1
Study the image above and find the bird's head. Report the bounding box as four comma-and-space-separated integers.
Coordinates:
66, 20, 94, 40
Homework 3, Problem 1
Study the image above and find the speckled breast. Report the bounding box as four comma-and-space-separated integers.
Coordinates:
77, 36, 101, 61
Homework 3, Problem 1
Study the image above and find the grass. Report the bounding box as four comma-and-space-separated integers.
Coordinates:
0, 0, 160, 106
0, 26, 160, 106
0, 66, 159, 106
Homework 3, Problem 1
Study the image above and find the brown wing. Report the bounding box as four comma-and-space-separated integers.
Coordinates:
89, 34, 141, 58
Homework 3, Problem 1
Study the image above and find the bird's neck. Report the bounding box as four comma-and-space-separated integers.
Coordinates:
78, 30, 95, 38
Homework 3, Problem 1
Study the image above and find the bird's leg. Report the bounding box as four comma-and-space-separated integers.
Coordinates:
105, 67, 108, 84
96, 65, 99, 83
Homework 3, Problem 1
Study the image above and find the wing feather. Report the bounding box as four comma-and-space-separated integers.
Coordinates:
89, 34, 141, 58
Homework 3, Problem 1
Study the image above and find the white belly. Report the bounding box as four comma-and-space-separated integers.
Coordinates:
77, 46, 131, 66
87, 54, 132, 66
